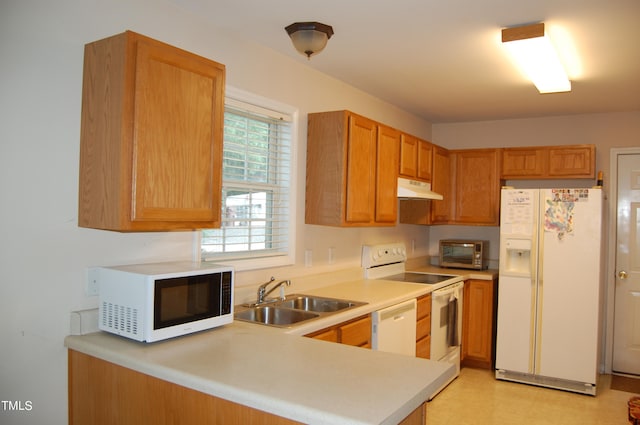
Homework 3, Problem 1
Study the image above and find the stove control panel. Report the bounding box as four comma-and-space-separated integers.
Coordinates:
361, 243, 407, 269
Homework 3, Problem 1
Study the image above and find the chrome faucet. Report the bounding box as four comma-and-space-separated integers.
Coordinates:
256, 277, 291, 304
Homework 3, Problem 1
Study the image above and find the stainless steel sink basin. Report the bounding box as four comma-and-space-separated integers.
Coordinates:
234, 294, 367, 328
235, 306, 319, 327
277, 295, 366, 313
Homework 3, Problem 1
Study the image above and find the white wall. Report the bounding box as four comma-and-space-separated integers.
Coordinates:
0, 1, 433, 424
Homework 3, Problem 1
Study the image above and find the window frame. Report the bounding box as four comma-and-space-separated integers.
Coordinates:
199, 86, 298, 271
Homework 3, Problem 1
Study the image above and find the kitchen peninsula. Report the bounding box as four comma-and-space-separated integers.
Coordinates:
66, 278, 458, 425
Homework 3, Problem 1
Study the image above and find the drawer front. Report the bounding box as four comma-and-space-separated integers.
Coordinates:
340, 316, 372, 347
416, 295, 431, 319
416, 315, 431, 340
416, 336, 431, 359
307, 328, 339, 343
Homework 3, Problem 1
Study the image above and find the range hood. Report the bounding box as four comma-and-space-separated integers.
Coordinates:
397, 177, 443, 200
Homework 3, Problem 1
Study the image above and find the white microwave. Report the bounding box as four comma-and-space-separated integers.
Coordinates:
97, 261, 234, 342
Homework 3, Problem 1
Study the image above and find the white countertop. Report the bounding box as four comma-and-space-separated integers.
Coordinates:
65, 269, 496, 424
66, 322, 454, 425
280, 268, 496, 336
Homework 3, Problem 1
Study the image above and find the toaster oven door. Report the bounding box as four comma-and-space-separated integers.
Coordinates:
440, 241, 482, 269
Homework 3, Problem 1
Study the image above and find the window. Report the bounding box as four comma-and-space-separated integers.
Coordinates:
201, 90, 295, 269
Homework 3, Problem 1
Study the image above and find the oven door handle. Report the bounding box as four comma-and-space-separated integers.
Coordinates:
433, 283, 462, 299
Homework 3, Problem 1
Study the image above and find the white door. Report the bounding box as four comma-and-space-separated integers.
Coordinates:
613, 152, 640, 375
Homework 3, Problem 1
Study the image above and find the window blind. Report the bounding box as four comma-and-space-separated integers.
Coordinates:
201, 101, 292, 261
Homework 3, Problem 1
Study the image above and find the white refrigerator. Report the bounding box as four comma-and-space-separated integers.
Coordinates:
495, 188, 603, 395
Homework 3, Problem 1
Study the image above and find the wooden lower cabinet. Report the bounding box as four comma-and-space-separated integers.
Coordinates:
69, 346, 426, 425
68, 350, 300, 425
461, 279, 497, 369
416, 294, 431, 359
400, 402, 427, 425
305, 314, 372, 348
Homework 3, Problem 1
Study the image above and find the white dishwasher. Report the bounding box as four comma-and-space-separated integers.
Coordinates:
371, 299, 417, 356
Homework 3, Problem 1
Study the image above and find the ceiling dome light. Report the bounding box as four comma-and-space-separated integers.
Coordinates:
285, 22, 334, 59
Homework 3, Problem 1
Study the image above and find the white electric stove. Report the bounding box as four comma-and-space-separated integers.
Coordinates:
362, 242, 463, 399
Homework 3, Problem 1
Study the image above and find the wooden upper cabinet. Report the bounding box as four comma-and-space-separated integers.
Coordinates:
547, 145, 595, 177
403, 147, 501, 226
399, 134, 418, 178
417, 140, 434, 181
399, 198, 432, 225
78, 31, 225, 231
306, 111, 399, 226
376, 125, 401, 223
402, 144, 595, 226
399, 134, 433, 182
452, 149, 501, 225
501, 148, 545, 178
399, 143, 444, 225
430, 145, 453, 224
501, 144, 595, 179
344, 114, 378, 223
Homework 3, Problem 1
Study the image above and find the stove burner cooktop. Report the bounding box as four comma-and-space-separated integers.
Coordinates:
382, 272, 456, 285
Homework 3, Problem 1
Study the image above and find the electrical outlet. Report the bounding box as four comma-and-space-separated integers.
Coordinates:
86, 267, 99, 297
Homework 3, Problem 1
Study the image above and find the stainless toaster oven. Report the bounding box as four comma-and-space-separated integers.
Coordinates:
439, 240, 488, 270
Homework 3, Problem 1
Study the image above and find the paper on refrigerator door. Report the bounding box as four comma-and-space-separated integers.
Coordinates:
502, 190, 535, 235
543, 189, 591, 241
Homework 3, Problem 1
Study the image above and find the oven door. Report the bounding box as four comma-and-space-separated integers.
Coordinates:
430, 281, 464, 361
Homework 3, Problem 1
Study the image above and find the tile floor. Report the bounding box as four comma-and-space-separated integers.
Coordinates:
427, 368, 634, 424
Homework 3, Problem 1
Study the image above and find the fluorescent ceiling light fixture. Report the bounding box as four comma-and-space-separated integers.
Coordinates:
502, 23, 571, 93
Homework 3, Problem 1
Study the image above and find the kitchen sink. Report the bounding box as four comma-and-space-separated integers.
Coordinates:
234, 294, 367, 328
234, 306, 319, 327
277, 295, 366, 313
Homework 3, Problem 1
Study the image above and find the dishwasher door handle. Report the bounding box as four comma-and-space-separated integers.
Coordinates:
378, 302, 415, 321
